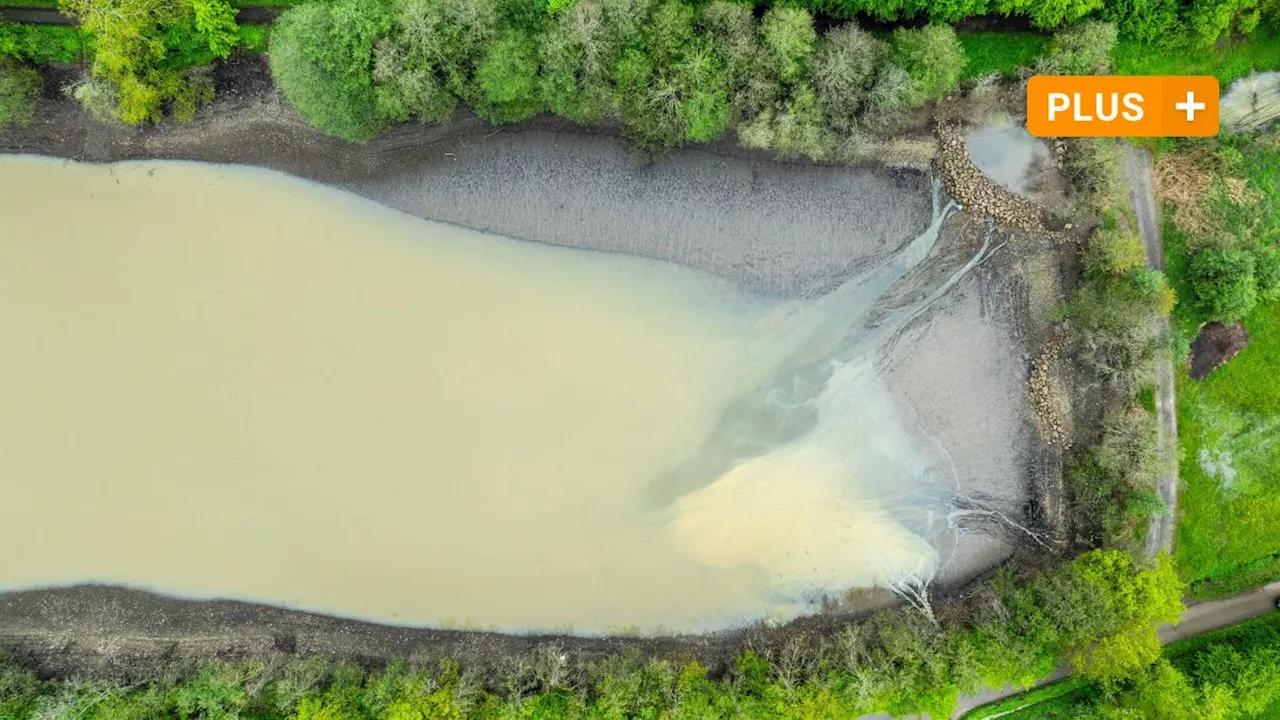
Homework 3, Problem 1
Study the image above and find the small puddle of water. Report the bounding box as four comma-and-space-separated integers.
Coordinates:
1221, 71, 1280, 131
965, 113, 1054, 195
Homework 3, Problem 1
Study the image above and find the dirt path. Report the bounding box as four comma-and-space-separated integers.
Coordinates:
1120, 144, 1180, 559
0, 6, 72, 24
0, 4, 278, 24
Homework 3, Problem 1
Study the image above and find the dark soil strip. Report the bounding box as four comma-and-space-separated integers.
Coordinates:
0, 4, 279, 24
0, 6, 72, 24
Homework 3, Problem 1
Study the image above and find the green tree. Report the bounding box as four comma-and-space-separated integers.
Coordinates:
1197, 642, 1280, 715
1077, 625, 1164, 689
759, 7, 816, 88
1038, 21, 1118, 75
1070, 553, 1184, 688
173, 663, 259, 720
0, 63, 39, 129
538, 0, 616, 124
865, 62, 922, 116
191, 0, 239, 59
700, 0, 775, 123
0, 661, 42, 720
738, 82, 829, 159
1185, 0, 1263, 48
1104, 660, 1205, 719
1189, 247, 1259, 322
1253, 244, 1280, 303
891, 25, 964, 100
995, 0, 1105, 28
371, 0, 503, 126
474, 28, 541, 123
1100, 0, 1179, 44
270, 0, 392, 142
612, 0, 728, 152
811, 23, 887, 133
60, 0, 236, 123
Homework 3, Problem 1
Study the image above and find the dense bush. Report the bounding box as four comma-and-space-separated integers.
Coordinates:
1037, 20, 1118, 75
59, 0, 243, 123
538, 0, 616, 124
474, 28, 541, 123
810, 24, 885, 133
1061, 273, 1162, 391
1085, 225, 1147, 278
1189, 247, 1260, 322
1099, 0, 1179, 44
613, 1, 730, 151
0, 550, 1185, 720
890, 24, 965, 100
1256, 244, 1280, 302
0, 62, 40, 129
0, 20, 85, 64
995, 0, 1106, 29
1070, 404, 1161, 542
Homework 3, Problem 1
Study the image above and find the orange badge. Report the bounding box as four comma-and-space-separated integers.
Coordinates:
1026, 76, 1219, 137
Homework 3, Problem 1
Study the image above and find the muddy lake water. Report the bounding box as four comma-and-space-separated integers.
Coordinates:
0, 156, 980, 634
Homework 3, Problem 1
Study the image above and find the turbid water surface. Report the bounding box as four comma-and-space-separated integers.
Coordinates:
0, 157, 973, 633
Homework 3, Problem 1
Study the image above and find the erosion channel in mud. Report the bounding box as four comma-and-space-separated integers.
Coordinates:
0, 157, 997, 635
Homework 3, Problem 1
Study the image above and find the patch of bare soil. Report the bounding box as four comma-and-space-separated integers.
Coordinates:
1190, 321, 1249, 380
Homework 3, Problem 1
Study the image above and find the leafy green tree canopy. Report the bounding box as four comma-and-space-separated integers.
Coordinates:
891, 24, 964, 100
270, 0, 393, 142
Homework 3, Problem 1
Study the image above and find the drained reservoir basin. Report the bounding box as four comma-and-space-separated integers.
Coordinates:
0, 155, 1033, 635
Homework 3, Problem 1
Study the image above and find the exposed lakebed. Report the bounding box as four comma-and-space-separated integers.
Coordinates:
0, 154, 1034, 635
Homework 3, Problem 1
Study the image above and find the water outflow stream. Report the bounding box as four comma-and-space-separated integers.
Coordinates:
0, 157, 983, 634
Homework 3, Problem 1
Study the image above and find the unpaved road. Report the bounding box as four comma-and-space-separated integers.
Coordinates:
1122, 143, 1179, 559
0, 4, 278, 24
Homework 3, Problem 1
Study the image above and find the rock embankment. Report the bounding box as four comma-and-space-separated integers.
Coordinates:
936, 122, 1064, 238
1028, 330, 1071, 449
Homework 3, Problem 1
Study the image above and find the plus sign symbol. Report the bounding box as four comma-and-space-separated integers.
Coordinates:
1162, 77, 1219, 135
1175, 90, 1206, 123
1027, 75, 1219, 137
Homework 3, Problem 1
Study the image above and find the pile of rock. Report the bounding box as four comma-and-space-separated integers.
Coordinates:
1052, 138, 1066, 170
1028, 331, 1071, 449
935, 122, 1053, 235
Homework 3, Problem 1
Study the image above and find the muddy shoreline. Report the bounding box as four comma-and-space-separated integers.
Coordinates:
0, 54, 1064, 678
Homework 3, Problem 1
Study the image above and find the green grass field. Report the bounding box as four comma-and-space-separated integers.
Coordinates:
1166, 138, 1280, 597
957, 31, 1048, 79
1116, 27, 1280, 82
